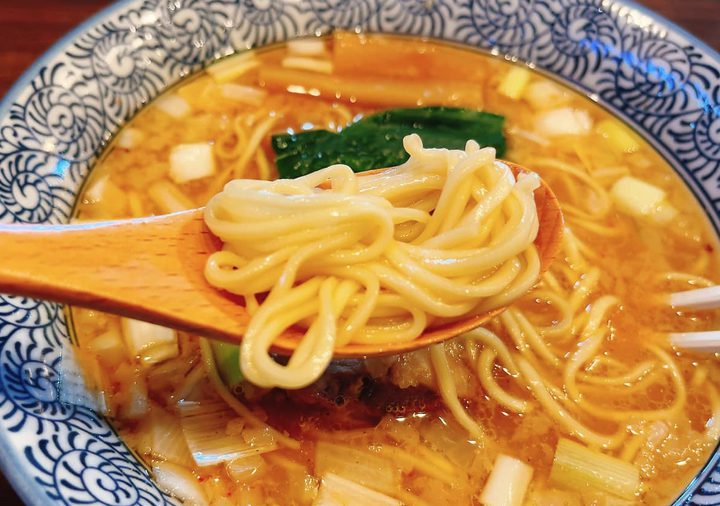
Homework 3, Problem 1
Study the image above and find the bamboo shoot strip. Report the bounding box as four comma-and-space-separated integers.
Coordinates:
258, 65, 484, 108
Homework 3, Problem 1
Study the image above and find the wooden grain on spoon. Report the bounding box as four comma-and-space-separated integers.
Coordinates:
0, 162, 563, 358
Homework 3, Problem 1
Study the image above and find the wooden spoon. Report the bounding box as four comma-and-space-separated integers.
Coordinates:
0, 162, 563, 358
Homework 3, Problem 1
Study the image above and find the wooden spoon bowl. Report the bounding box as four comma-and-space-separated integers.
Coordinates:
0, 161, 562, 358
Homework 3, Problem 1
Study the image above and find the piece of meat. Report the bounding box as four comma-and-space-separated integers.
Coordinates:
256, 360, 442, 433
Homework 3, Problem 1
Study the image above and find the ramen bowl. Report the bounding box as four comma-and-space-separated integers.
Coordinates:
1, 0, 719, 504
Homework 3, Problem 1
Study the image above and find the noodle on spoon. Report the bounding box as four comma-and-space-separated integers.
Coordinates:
204, 134, 540, 388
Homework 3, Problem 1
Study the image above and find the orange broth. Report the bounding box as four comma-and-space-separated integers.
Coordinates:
71, 34, 720, 505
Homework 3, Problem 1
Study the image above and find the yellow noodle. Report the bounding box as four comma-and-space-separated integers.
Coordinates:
570, 229, 602, 261
510, 308, 561, 367
372, 444, 461, 485
619, 431, 646, 462
396, 489, 433, 506
204, 135, 541, 388
255, 147, 272, 181
579, 361, 655, 386
464, 327, 520, 376
656, 272, 714, 287
570, 345, 686, 422
569, 216, 626, 237
477, 348, 532, 413
541, 271, 564, 294
215, 120, 248, 160
556, 263, 581, 287
429, 344, 484, 439
499, 310, 531, 356
691, 365, 709, 388
577, 368, 665, 396
206, 114, 278, 197
527, 289, 573, 338
690, 250, 711, 275
198, 338, 300, 450
570, 310, 590, 337
562, 227, 587, 270
568, 267, 601, 312
530, 157, 611, 219
516, 356, 627, 449
564, 328, 609, 402
581, 295, 620, 338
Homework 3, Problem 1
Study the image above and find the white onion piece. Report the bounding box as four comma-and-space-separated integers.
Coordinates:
116, 127, 145, 149
169, 143, 216, 184
314, 473, 401, 506
480, 454, 533, 506
179, 400, 277, 467
121, 378, 150, 419
121, 318, 178, 366
141, 405, 194, 466
535, 108, 592, 137
153, 461, 209, 506
154, 94, 191, 118
524, 81, 571, 110
314, 441, 399, 493
287, 38, 327, 57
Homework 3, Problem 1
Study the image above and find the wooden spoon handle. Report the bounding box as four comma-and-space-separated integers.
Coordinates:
0, 210, 250, 339
0, 162, 563, 358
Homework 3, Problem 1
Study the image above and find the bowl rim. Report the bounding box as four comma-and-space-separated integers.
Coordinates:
4, 0, 720, 118
0, 1, 719, 504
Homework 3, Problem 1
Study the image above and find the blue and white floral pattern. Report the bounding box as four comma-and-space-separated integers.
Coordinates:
26, 430, 168, 505
0, 0, 718, 504
232, 0, 302, 47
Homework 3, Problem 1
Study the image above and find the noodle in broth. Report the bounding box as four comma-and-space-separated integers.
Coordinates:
72, 34, 720, 505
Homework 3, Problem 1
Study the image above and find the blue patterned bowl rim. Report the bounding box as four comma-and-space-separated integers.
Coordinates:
0, 1, 719, 504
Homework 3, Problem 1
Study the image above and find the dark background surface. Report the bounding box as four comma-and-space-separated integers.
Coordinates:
0, 0, 718, 504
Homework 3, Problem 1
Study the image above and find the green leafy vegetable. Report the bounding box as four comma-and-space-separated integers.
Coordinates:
209, 341, 243, 389
272, 107, 506, 178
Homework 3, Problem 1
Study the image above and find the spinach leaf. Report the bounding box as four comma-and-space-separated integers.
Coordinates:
272, 107, 506, 178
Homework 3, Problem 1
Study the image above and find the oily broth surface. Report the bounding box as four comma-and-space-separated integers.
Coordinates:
72, 35, 720, 505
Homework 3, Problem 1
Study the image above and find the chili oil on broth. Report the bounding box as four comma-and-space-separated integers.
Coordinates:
71, 33, 720, 505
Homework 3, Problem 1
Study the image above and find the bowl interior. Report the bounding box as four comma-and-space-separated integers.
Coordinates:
1, 0, 720, 504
